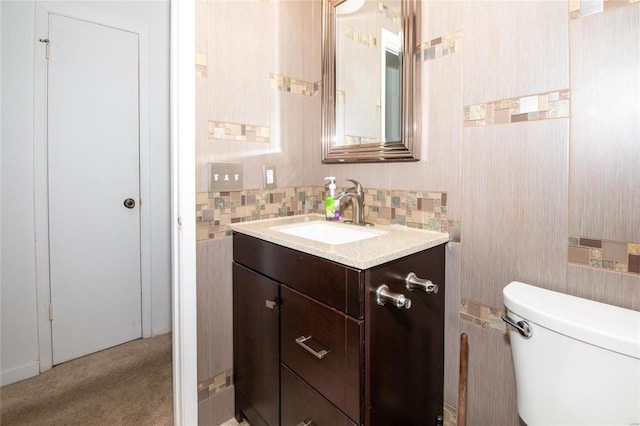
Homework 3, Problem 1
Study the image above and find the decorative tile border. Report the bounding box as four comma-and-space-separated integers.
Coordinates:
207, 120, 270, 143
198, 369, 233, 402
417, 30, 463, 63
196, 186, 460, 241
344, 24, 377, 48
568, 236, 640, 275
570, 0, 638, 19
269, 73, 320, 97
357, 189, 454, 233
460, 299, 507, 335
443, 402, 458, 426
196, 187, 324, 241
463, 90, 570, 127
377, 1, 400, 22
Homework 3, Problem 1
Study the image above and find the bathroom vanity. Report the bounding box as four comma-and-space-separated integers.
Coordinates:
231, 215, 448, 426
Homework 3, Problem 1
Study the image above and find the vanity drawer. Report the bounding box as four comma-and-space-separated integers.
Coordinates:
280, 285, 363, 424
233, 233, 364, 318
281, 364, 358, 426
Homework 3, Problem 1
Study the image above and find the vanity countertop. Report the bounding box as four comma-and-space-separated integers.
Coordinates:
230, 214, 449, 269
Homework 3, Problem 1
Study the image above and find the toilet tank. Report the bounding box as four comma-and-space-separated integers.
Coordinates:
503, 281, 640, 426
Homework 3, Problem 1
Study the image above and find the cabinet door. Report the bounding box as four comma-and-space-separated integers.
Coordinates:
233, 263, 279, 426
366, 245, 445, 425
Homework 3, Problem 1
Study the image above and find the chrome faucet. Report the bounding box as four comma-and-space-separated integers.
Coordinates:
335, 179, 372, 226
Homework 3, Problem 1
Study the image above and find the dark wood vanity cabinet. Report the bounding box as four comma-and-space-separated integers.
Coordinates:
233, 232, 445, 426
366, 245, 445, 425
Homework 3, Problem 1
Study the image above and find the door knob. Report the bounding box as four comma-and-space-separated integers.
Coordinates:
123, 198, 136, 209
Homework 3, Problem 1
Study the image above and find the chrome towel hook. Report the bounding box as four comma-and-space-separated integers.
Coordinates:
405, 272, 439, 294
376, 284, 412, 309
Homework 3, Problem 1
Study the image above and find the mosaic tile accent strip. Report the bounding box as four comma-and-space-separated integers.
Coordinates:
568, 236, 640, 275
355, 188, 456, 233
570, 0, 638, 19
198, 369, 233, 402
344, 24, 377, 48
416, 30, 463, 63
195, 52, 208, 77
196, 187, 325, 241
463, 90, 570, 127
460, 299, 507, 335
377, 1, 400, 22
196, 186, 460, 241
207, 120, 270, 143
269, 73, 321, 97
443, 403, 458, 426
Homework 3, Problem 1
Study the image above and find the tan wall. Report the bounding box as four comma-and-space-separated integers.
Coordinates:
195, 1, 640, 424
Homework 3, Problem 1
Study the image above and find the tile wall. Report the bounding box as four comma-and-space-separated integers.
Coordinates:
196, 1, 639, 424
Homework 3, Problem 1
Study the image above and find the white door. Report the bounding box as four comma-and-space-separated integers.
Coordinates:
47, 14, 142, 365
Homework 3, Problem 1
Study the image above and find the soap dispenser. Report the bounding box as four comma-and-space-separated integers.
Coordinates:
324, 177, 339, 221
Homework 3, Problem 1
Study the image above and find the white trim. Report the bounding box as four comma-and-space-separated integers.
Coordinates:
0, 362, 40, 386
152, 325, 173, 336
138, 17, 152, 339
33, 2, 153, 372
171, 0, 198, 424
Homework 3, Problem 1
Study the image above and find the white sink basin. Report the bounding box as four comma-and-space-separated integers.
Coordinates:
272, 222, 382, 245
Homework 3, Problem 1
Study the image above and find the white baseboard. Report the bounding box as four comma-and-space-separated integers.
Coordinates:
0, 361, 40, 386
152, 326, 172, 337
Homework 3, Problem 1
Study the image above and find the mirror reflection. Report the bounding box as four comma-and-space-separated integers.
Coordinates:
335, 0, 402, 146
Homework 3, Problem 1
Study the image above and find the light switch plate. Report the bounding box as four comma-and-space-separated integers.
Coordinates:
209, 163, 243, 191
263, 165, 276, 189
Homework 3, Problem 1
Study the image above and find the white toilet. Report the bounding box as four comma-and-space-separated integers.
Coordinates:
503, 281, 640, 425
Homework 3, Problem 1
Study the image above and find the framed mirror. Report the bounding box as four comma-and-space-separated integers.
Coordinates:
322, 0, 420, 163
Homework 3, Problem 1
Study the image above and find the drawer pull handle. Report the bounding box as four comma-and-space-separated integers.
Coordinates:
405, 272, 439, 294
376, 284, 412, 309
296, 420, 313, 426
295, 336, 331, 359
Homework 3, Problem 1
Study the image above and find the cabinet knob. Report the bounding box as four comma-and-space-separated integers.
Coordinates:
265, 299, 277, 310
405, 272, 439, 294
376, 284, 412, 309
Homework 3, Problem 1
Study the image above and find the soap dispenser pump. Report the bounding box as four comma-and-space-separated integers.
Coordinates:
324, 176, 339, 221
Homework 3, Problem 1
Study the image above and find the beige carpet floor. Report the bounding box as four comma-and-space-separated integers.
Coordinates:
0, 333, 173, 426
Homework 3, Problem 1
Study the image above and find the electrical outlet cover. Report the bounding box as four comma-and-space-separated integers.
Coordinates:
263, 165, 276, 189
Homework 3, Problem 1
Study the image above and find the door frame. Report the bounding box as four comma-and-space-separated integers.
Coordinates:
33, 2, 152, 372
171, 0, 198, 423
